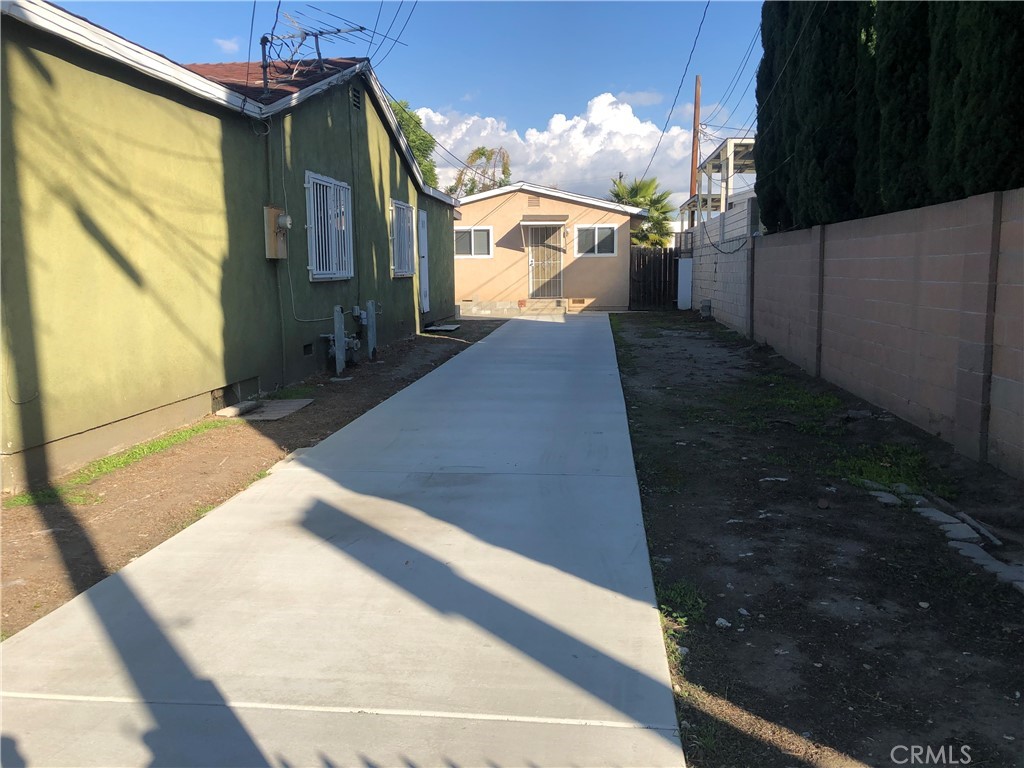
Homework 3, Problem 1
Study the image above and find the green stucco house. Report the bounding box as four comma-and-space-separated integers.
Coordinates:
1, 0, 458, 491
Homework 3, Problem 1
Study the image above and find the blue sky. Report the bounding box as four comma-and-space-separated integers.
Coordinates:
64, 1, 763, 204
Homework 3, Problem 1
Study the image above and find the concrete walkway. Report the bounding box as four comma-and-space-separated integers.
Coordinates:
1, 315, 684, 767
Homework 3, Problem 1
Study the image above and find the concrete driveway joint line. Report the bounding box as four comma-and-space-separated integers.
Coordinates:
1, 315, 685, 766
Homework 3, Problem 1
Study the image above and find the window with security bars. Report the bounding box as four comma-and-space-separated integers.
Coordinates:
391, 200, 415, 277
304, 171, 354, 281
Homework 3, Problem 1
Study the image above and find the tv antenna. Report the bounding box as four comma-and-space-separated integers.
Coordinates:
259, 12, 366, 95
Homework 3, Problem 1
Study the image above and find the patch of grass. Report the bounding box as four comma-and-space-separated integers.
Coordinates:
177, 503, 216, 532
709, 325, 745, 344
657, 578, 707, 629
722, 373, 843, 435
688, 719, 724, 758
3, 419, 238, 509
268, 385, 317, 400
835, 442, 954, 496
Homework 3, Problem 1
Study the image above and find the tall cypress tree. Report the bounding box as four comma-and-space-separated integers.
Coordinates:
753, 1, 794, 232
875, 1, 932, 212
853, 0, 881, 218
800, 2, 860, 225
925, 3, 963, 203
953, 3, 1024, 197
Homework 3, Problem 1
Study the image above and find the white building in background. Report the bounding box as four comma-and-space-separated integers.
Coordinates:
679, 137, 760, 246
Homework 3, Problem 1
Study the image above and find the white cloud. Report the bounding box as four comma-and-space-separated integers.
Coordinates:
616, 90, 664, 107
418, 93, 720, 209
213, 37, 240, 54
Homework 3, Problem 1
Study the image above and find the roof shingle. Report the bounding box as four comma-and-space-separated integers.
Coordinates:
184, 57, 364, 104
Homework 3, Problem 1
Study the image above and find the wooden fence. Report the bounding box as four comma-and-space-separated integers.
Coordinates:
629, 246, 680, 310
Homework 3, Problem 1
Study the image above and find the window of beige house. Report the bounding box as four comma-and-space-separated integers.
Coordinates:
455, 227, 493, 258
575, 225, 616, 257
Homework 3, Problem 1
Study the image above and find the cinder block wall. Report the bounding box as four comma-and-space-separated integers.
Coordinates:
691, 237, 751, 335
752, 189, 1023, 479
989, 189, 1024, 477
752, 228, 820, 373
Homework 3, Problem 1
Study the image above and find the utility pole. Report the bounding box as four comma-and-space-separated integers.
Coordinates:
689, 75, 701, 228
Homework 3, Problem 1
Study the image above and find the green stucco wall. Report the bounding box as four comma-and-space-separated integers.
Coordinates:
1, 18, 454, 488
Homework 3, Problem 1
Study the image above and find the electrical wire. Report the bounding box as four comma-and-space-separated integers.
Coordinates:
640, 0, 711, 183
702, 23, 760, 127
365, 0, 384, 57
369, 0, 403, 61
238, 0, 258, 114
307, 4, 408, 51
736, 0, 829, 141
374, 1, 417, 68
273, 114, 334, 323
379, 83, 501, 191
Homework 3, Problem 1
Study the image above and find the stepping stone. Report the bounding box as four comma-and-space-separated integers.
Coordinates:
242, 398, 314, 421
941, 523, 981, 542
918, 507, 960, 525
869, 491, 902, 507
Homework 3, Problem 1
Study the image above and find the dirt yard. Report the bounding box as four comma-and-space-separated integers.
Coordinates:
1, 318, 505, 639
612, 311, 1023, 768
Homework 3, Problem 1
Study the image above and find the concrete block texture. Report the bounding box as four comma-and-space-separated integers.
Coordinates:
988, 187, 1024, 477
755, 188, 1023, 479
753, 228, 820, 372
692, 238, 752, 336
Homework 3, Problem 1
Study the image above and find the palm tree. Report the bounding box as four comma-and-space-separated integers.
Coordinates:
609, 176, 674, 247
446, 146, 512, 198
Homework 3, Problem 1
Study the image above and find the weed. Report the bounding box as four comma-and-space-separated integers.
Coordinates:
709, 326, 745, 345
722, 373, 842, 435
689, 719, 723, 757
268, 385, 317, 400
834, 443, 942, 494
657, 579, 707, 628
177, 503, 216, 531
3, 419, 239, 509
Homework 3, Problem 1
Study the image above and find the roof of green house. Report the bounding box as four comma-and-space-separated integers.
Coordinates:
3, 0, 455, 205
184, 58, 365, 105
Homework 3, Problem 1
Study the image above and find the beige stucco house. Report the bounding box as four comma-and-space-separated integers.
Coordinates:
454, 182, 645, 313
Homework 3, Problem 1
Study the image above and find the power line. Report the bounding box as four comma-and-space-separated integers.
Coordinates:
306, 4, 409, 52
640, 0, 711, 183
379, 83, 499, 190
241, 0, 257, 109
369, 0, 403, 61
702, 23, 760, 127
736, 0, 829, 140
365, 0, 383, 57
375, 1, 417, 68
